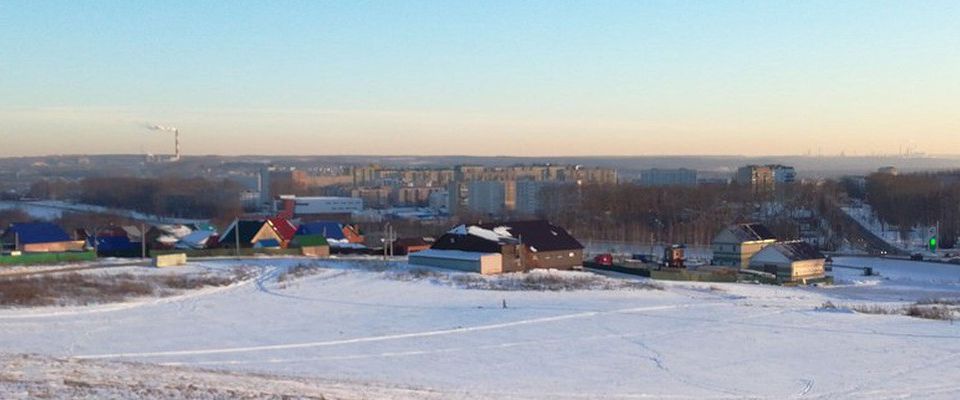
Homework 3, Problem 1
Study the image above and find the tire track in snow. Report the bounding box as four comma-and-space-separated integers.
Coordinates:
73, 302, 725, 360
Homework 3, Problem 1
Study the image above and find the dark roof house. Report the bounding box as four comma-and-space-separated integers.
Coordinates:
220, 220, 266, 248
428, 220, 584, 272
2, 222, 84, 253
478, 220, 584, 252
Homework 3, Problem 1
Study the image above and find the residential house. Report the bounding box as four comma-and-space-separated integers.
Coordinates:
391, 237, 433, 255
1, 222, 85, 253
220, 220, 266, 249
413, 220, 583, 274
296, 221, 364, 248
91, 225, 144, 257
748, 240, 826, 284
712, 223, 777, 268
250, 217, 298, 248
145, 225, 193, 250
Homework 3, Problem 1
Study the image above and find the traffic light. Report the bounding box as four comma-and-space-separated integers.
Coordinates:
929, 236, 938, 253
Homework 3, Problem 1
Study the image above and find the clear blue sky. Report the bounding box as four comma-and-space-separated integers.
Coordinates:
1, 1, 957, 157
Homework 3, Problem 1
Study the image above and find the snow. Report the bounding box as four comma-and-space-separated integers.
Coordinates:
0, 257, 959, 399
447, 224, 512, 243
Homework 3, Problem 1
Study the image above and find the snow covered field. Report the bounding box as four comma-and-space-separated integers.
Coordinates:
1, 257, 959, 399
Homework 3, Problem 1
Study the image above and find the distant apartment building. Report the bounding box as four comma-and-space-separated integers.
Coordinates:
350, 187, 392, 208
397, 187, 445, 206
736, 165, 775, 192
877, 166, 899, 176
289, 170, 353, 188
352, 164, 616, 188
428, 190, 449, 212
639, 168, 698, 187
467, 181, 506, 215
514, 180, 550, 216
770, 165, 797, 184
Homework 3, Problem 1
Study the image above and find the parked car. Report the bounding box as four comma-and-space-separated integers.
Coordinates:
947, 258, 960, 265
593, 254, 614, 266
910, 253, 924, 261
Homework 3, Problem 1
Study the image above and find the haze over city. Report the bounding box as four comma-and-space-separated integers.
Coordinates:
1, 0, 958, 157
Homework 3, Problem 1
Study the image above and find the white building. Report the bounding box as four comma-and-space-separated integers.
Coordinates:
281, 196, 363, 215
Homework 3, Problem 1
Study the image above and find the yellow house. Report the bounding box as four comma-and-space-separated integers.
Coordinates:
712, 223, 777, 268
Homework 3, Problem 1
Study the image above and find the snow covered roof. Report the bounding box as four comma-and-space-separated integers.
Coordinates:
447, 225, 515, 243
478, 220, 583, 252
436, 221, 583, 253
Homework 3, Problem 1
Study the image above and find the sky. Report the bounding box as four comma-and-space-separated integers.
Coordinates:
0, 1, 958, 157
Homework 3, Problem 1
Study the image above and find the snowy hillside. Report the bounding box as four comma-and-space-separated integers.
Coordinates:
1, 257, 959, 399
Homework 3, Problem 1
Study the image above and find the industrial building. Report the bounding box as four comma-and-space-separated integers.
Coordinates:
277, 195, 363, 218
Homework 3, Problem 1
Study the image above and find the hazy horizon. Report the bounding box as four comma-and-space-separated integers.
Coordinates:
1, 1, 958, 157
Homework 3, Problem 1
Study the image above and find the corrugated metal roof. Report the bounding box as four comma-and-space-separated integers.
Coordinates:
730, 223, 777, 242
296, 222, 346, 241
3, 223, 70, 245
771, 240, 824, 261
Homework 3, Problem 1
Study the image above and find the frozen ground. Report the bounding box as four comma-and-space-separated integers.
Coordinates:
0, 257, 959, 399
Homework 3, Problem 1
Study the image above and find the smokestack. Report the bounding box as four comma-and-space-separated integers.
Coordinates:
174, 128, 180, 162
146, 124, 181, 162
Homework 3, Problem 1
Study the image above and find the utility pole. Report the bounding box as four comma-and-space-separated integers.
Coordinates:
140, 223, 147, 259
234, 218, 241, 258
518, 233, 524, 271
383, 223, 391, 261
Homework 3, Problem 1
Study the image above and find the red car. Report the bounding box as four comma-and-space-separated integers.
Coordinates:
593, 254, 614, 266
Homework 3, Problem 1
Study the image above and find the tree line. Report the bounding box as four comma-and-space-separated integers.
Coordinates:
28, 177, 244, 222
536, 182, 827, 245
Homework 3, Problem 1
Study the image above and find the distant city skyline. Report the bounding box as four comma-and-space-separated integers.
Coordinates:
1, 1, 957, 157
